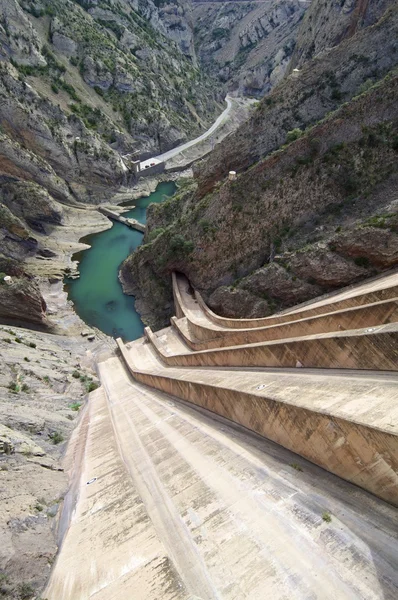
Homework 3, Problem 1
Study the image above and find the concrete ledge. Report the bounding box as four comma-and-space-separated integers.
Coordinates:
117, 338, 398, 507
173, 298, 398, 351
172, 272, 185, 320
192, 272, 398, 329
147, 322, 398, 371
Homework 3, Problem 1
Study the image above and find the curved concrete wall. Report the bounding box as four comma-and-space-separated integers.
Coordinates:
193, 274, 398, 329
149, 323, 398, 371
117, 339, 398, 507
174, 299, 398, 351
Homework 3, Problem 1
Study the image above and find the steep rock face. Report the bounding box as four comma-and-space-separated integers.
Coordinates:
289, 0, 394, 70
132, 0, 197, 62
0, 203, 38, 262
288, 248, 366, 287
196, 2, 398, 194
333, 227, 398, 268
237, 263, 321, 307
1, 180, 63, 232
193, 0, 306, 96
121, 72, 398, 325
0, 64, 125, 201
0, 326, 101, 597
0, 0, 45, 66
0, 253, 48, 326
1, 0, 220, 159
0, 276, 48, 326
208, 286, 271, 319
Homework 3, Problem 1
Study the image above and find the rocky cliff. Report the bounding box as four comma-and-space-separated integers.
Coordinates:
0, 0, 223, 326
288, 0, 394, 70
193, 0, 307, 96
196, 1, 398, 193
0, 323, 104, 598
1, 0, 220, 154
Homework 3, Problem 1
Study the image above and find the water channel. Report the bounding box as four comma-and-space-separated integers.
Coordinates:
65, 181, 176, 341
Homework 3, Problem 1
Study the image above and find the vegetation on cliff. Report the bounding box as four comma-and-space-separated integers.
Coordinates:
122, 62, 398, 324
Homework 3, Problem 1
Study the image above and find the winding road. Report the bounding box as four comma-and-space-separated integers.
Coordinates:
157, 95, 233, 163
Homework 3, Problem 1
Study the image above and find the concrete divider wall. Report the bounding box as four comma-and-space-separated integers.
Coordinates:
193, 280, 398, 329
174, 300, 398, 351
139, 162, 165, 179
117, 339, 398, 507
172, 272, 186, 320
148, 324, 398, 371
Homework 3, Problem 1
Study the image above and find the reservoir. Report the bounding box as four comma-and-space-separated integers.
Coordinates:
66, 181, 176, 341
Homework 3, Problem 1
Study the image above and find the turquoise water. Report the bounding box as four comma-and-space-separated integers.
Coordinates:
66, 181, 176, 341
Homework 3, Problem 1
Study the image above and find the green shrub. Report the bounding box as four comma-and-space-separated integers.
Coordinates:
69, 402, 81, 411
8, 381, 20, 393
60, 81, 79, 101
86, 381, 99, 393
354, 256, 370, 268
15, 337, 22, 343
29, 342, 36, 348
290, 463, 303, 472
286, 128, 303, 144
51, 83, 59, 94
49, 431, 64, 445
21, 383, 29, 392
169, 234, 194, 256
199, 219, 211, 233
147, 227, 165, 243
72, 370, 81, 379
322, 512, 332, 523
18, 582, 35, 599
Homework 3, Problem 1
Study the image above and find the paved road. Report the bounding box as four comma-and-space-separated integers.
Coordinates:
157, 96, 233, 163
46, 357, 398, 599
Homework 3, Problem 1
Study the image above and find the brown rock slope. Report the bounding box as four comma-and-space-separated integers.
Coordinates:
196, 2, 398, 193
121, 70, 398, 325
288, 0, 393, 71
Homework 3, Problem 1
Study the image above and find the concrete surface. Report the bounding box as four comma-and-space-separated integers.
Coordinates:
157, 96, 232, 163
119, 337, 398, 505
47, 358, 398, 599
47, 270, 398, 599
187, 272, 398, 329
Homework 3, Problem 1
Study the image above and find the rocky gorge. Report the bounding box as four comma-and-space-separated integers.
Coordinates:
122, 0, 398, 325
1, 0, 398, 597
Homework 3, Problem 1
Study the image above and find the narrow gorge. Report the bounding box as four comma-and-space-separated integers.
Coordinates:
0, 1, 397, 599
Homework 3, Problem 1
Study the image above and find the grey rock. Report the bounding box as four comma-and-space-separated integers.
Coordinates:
208, 286, 271, 319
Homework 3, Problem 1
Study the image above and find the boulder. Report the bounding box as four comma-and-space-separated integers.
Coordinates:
289, 249, 368, 288
0, 424, 46, 456
208, 286, 270, 318
239, 262, 321, 305
333, 227, 398, 269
